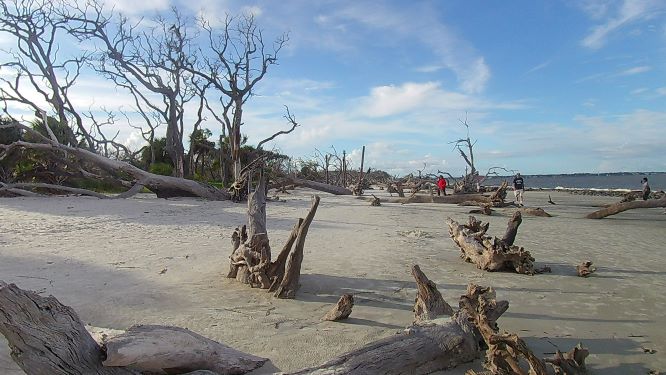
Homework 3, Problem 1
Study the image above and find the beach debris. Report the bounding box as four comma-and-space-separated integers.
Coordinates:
586, 196, 666, 219
544, 343, 589, 375
228, 174, 320, 299
641, 346, 657, 354
576, 261, 596, 277
321, 294, 354, 321
370, 194, 381, 206
412, 265, 453, 322
548, 194, 557, 204
535, 265, 552, 274
447, 212, 537, 275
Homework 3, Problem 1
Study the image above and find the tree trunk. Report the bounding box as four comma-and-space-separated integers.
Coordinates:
286, 177, 352, 195
274, 195, 321, 298
585, 197, 666, 219
102, 325, 268, 374
0, 281, 135, 375
247, 173, 267, 239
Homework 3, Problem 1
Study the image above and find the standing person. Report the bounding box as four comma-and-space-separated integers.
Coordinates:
513, 173, 525, 206
436, 175, 447, 196
641, 177, 651, 201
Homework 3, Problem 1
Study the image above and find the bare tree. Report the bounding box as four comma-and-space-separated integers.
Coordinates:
68, 4, 202, 178
192, 14, 288, 181
449, 115, 480, 193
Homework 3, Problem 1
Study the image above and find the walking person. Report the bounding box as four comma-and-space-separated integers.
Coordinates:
513, 173, 525, 206
641, 177, 651, 201
436, 175, 447, 196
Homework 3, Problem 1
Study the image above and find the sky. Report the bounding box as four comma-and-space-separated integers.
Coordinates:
2, 0, 666, 176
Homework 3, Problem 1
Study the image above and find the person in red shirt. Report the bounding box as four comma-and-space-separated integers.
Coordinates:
436, 175, 447, 196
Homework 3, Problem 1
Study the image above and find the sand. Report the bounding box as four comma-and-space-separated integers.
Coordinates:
1, 189, 665, 374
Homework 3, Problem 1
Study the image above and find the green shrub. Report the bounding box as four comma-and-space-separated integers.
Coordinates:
149, 162, 172, 176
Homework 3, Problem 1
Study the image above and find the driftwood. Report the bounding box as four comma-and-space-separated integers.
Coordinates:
228, 192, 320, 299
446, 212, 537, 274
576, 261, 596, 277
289, 275, 509, 375
401, 193, 489, 205
321, 294, 354, 321
469, 204, 493, 216
284, 177, 352, 195
0, 281, 134, 375
370, 194, 381, 206
585, 197, 666, 219
488, 181, 508, 205
103, 325, 268, 374
461, 284, 589, 375
412, 265, 454, 322
548, 194, 556, 205
518, 207, 552, 217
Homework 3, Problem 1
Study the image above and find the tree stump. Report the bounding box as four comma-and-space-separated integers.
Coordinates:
321, 294, 354, 321
446, 212, 537, 274
411, 265, 454, 322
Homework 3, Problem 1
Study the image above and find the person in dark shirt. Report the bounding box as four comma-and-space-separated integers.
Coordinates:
513, 173, 525, 206
641, 177, 651, 201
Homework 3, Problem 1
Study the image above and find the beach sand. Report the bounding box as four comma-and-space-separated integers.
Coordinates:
1, 189, 664, 374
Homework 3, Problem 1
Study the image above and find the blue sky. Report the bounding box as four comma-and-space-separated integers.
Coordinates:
2, 0, 665, 176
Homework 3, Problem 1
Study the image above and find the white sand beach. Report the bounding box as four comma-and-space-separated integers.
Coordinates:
1, 189, 665, 374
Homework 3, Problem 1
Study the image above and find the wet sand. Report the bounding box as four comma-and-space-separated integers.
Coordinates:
1, 189, 664, 374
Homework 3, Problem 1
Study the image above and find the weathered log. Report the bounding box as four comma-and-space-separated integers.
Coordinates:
370, 194, 381, 206
411, 265, 454, 322
267, 219, 303, 292
247, 174, 267, 239
274, 195, 321, 298
544, 343, 589, 374
488, 181, 508, 205
446, 213, 536, 275
469, 204, 493, 216
518, 207, 552, 217
321, 294, 354, 321
0, 281, 135, 375
102, 325, 268, 374
585, 197, 666, 219
286, 177, 352, 195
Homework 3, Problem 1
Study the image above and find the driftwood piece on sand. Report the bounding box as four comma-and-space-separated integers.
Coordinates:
289, 273, 510, 375
401, 193, 489, 205
446, 212, 537, 275
488, 181, 508, 205
102, 325, 268, 374
321, 294, 354, 321
412, 265, 454, 322
462, 284, 589, 375
518, 207, 552, 217
370, 194, 381, 206
469, 204, 493, 216
576, 261, 596, 277
284, 177, 352, 195
0, 281, 135, 375
585, 197, 666, 219
273, 195, 321, 298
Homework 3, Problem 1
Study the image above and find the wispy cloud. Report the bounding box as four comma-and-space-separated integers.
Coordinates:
580, 0, 665, 49
656, 87, 666, 96
525, 60, 551, 75
620, 65, 652, 75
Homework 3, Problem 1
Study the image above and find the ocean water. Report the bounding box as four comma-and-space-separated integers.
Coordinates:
481, 172, 666, 190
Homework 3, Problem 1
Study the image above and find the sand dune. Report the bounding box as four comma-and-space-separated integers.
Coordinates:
1, 189, 664, 374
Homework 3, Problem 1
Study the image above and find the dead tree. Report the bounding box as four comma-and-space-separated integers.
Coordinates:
585, 196, 666, 219
449, 116, 480, 194
227, 178, 321, 298
446, 212, 537, 275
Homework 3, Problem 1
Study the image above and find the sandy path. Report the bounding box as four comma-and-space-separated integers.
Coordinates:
0, 190, 664, 374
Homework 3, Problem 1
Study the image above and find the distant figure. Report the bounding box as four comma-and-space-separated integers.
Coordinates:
641, 177, 651, 201
436, 175, 447, 196
513, 173, 525, 206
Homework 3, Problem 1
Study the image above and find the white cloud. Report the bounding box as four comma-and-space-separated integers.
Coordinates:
581, 0, 665, 49
631, 87, 649, 95
103, 0, 171, 16
656, 87, 666, 96
620, 65, 652, 75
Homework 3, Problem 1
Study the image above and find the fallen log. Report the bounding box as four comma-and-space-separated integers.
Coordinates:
402, 193, 490, 205
285, 177, 352, 195
585, 197, 666, 219
576, 261, 596, 277
321, 294, 354, 321
0, 281, 135, 375
102, 325, 268, 374
446, 212, 537, 275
